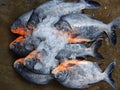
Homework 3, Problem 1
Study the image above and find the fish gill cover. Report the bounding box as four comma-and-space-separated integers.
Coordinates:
10, 0, 120, 89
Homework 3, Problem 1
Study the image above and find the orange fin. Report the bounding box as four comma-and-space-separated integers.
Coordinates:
14, 58, 25, 64
68, 37, 91, 43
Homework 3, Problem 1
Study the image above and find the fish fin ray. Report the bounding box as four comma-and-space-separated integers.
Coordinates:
107, 18, 120, 45
90, 39, 104, 60
104, 61, 116, 88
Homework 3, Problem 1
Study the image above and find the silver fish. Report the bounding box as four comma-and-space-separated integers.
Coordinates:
27, 0, 100, 29
56, 39, 103, 60
52, 60, 116, 89
13, 58, 53, 84
55, 13, 120, 45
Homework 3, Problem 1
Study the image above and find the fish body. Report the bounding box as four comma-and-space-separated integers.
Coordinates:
52, 60, 116, 89
56, 39, 103, 60
55, 13, 120, 45
27, 0, 100, 29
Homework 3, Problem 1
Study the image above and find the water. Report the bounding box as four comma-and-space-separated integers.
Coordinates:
0, 0, 120, 90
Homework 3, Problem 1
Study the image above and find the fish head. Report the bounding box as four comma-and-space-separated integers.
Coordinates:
9, 36, 32, 57
13, 58, 25, 72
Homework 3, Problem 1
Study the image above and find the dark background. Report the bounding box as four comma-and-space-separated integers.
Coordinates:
0, 0, 120, 90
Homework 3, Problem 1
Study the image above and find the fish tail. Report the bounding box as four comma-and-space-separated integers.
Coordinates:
107, 18, 120, 45
89, 39, 104, 60
104, 61, 116, 88
80, 0, 100, 9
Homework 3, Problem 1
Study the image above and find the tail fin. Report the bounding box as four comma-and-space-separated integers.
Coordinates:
80, 0, 100, 9
89, 39, 104, 60
107, 18, 120, 45
104, 61, 116, 88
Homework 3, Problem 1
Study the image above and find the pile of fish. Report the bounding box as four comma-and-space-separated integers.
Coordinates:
10, 0, 120, 89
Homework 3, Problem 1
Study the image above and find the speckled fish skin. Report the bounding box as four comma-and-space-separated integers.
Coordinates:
13, 58, 53, 85
56, 39, 103, 61
52, 60, 116, 89
55, 13, 120, 45
27, 0, 100, 29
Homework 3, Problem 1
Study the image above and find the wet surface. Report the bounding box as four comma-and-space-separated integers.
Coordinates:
0, 0, 120, 90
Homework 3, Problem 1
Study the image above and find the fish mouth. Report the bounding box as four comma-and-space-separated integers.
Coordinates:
9, 36, 33, 57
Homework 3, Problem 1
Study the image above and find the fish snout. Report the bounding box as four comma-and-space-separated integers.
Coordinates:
13, 58, 24, 72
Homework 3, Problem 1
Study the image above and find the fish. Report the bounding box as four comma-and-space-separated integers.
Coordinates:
52, 60, 116, 89
54, 13, 120, 45
11, 0, 100, 35
13, 58, 53, 84
27, 0, 100, 30
56, 39, 104, 60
